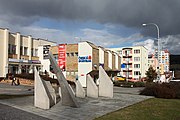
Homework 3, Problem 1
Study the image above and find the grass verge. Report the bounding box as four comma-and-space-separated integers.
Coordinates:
95, 98, 180, 120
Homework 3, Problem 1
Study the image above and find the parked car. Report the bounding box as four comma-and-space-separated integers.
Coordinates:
116, 76, 126, 81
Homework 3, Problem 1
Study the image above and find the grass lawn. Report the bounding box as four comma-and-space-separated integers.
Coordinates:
95, 98, 180, 120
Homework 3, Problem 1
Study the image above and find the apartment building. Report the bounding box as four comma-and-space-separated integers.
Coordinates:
152, 49, 170, 74
0, 28, 56, 78
159, 50, 170, 73
148, 54, 158, 71
48, 41, 121, 87
110, 46, 148, 81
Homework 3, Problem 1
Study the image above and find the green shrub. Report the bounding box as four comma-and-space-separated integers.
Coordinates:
140, 82, 180, 99
133, 82, 145, 87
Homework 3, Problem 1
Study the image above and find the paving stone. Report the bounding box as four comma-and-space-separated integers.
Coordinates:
0, 83, 152, 120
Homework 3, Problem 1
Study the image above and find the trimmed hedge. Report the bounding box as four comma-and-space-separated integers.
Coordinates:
140, 82, 180, 99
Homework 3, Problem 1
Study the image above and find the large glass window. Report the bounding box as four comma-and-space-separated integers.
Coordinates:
20, 46, 23, 55
8, 44, 16, 54
24, 47, 28, 56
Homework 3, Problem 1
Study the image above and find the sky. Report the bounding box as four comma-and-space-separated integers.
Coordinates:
0, 0, 180, 54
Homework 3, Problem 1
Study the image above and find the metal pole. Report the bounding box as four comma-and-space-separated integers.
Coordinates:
142, 23, 160, 82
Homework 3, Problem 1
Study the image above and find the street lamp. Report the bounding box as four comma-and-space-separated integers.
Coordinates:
142, 23, 160, 82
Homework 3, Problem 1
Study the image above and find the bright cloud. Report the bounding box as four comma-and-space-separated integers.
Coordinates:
81, 28, 143, 47
133, 39, 155, 54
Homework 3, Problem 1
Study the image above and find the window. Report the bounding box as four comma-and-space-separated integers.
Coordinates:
11, 45, 16, 54
66, 53, 70, 57
134, 71, 140, 76
134, 49, 140, 54
71, 53, 74, 57
35, 49, 38, 56
134, 64, 140, 68
134, 57, 140, 61
75, 52, 78, 56
31, 48, 34, 56
24, 47, 28, 56
8, 44, 16, 54
20, 46, 23, 55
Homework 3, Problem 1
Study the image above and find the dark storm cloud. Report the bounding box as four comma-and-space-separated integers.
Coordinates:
0, 0, 180, 36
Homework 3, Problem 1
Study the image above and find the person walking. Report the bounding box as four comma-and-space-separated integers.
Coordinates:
11, 75, 16, 86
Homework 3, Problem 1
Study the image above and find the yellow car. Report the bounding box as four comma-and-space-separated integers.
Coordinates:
116, 76, 126, 81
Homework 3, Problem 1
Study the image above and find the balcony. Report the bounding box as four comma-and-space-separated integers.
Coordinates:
20, 55, 29, 60
123, 68, 132, 72
123, 60, 132, 64
31, 56, 39, 61
8, 54, 18, 59
122, 53, 132, 58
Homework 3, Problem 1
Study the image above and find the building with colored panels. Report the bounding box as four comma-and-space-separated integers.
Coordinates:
110, 46, 148, 81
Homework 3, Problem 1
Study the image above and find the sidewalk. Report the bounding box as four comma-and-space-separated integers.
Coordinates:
0, 83, 34, 95
0, 84, 152, 120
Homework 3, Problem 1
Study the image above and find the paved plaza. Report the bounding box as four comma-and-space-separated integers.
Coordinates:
0, 83, 152, 120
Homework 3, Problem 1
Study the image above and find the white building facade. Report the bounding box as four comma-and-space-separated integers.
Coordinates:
0, 28, 56, 78
110, 46, 148, 81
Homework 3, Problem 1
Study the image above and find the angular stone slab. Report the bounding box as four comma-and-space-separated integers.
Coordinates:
44, 81, 59, 104
99, 66, 113, 98
87, 74, 98, 98
34, 68, 55, 109
48, 52, 79, 108
75, 80, 86, 98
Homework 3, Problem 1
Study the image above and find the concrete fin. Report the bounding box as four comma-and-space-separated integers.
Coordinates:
75, 80, 86, 98
34, 68, 55, 109
44, 81, 59, 104
87, 74, 98, 98
99, 66, 113, 98
48, 52, 79, 108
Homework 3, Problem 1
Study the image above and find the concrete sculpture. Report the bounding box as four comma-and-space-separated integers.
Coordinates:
48, 52, 79, 108
75, 80, 86, 98
99, 66, 113, 98
34, 68, 55, 109
86, 74, 98, 98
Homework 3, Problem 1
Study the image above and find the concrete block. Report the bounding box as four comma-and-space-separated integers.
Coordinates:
75, 80, 86, 98
99, 66, 113, 98
87, 74, 98, 98
34, 68, 55, 109
49, 52, 79, 108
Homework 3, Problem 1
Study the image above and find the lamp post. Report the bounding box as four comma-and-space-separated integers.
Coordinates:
142, 23, 160, 82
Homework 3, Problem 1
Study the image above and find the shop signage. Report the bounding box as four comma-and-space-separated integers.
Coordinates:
78, 56, 92, 62
28, 60, 41, 64
9, 58, 20, 63
43, 45, 50, 59
58, 44, 66, 71
9, 58, 28, 63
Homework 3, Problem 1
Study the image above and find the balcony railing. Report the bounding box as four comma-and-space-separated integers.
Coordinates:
20, 55, 29, 60
31, 56, 39, 60
8, 54, 18, 59
122, 53, 132, 57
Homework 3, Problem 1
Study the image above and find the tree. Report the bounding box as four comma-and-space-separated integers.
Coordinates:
145, 66, 157, 82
